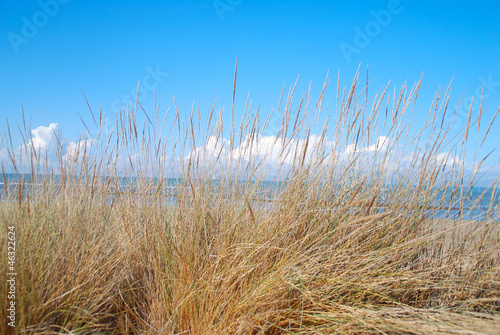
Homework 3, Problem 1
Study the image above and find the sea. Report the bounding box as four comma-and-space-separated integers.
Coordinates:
1, 173, 499, 221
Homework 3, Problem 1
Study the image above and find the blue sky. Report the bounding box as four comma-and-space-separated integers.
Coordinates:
1, 0, 499, 181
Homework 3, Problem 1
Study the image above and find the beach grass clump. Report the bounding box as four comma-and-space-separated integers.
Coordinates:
1, 68, 499, 334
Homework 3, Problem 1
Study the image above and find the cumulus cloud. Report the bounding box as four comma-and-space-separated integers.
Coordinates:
3, 122, 493, 186
30, 123, 58, 150
233, 135, 285, 163
182, 134, 312, 179
186, 136, 229, 163
367, 136, 389, 152
0, 123, 60, 172
181, 133, 498, 186
63, 139, 95, 162
186, 134, 387, 167
183, 134, 499, 184
433, 152, 463, 169
183, 134, 395, 180
20, 123, 58, 156
231, 134, 334, 167
345, 136, 389, 154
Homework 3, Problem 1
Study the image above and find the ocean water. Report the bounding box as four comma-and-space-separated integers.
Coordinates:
1, 173, 498, 221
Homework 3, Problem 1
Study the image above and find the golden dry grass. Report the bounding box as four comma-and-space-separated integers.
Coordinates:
1, 68, 499, 334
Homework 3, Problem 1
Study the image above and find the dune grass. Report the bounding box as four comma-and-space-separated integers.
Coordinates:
1, 68, 500, 334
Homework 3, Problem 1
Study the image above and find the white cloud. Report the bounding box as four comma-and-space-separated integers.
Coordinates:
345, 136, 389, 153
231, 134, 334, 167
184, 134, 319, 179
185, 134, 387, 170
186, 135, 229, 163
233, 134, 284, 162
20, 123, 58, 156
30, 123, 58, 151
367, 136, 389, 152
1, 122, 496, 186
433, 152, 463, 169
64, 139, 95, 162
0, 123, 60, 172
